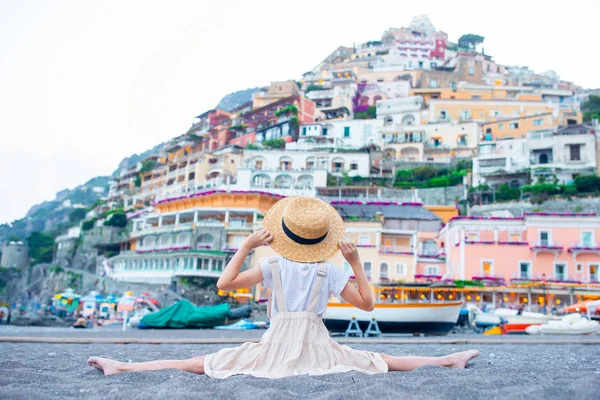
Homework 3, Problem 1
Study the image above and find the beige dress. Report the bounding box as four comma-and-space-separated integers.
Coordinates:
204, 258, 388, 379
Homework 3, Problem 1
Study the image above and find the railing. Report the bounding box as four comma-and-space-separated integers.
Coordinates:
569, 242, 600, 251
530, 240, 563, 250
379, 246, 413, 255
209, 163, 223, 171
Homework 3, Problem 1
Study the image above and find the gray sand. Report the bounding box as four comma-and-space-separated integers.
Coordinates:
1, 342, 599, 400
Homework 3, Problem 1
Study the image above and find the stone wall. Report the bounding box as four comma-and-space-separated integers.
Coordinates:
470, 197, 600, 217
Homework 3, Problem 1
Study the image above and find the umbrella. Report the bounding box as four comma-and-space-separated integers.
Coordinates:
57, 288, 80, 299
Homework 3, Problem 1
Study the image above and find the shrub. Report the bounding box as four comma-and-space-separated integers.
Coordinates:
426, 177, 450, 187
81, 219, 97, 231
495, 184, 520, 201
103, 213, 128, 228
574, 174, 600, 193
263, 139, 286, 149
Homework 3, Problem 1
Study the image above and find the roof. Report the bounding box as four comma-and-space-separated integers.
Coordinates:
332, 203, 441, 221
556, 124, 594, 136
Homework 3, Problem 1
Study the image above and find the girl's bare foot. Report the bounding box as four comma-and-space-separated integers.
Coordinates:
88, 357, 127, 375
443, 350, 480, 368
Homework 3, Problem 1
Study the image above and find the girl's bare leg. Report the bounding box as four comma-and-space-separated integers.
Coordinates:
381, 350, 479, 371
88, 356, 205, 376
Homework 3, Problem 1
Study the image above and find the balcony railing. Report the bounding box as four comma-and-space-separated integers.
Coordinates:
568, 242, 600, 252
530, 240, 563, 251
379, 246, 413, 255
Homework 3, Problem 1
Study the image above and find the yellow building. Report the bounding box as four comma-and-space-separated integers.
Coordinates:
480, 113, 556, 141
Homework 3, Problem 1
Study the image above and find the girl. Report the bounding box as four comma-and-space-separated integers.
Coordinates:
88, 196, 478, 377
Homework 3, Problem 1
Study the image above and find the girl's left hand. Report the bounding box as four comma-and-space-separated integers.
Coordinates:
242, 229, 274, 250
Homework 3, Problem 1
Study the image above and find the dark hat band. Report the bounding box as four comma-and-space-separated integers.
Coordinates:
282, 218, 328, 245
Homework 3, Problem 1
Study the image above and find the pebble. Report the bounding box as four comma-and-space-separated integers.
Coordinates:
47, 352, 56, 356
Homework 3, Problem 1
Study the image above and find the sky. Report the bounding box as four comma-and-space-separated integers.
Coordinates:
1, 0, 599, 224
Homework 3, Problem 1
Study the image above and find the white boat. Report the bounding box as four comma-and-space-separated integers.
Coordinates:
526, 313, 600, 335
323, 301, 462, 335
468, 305, 553, 328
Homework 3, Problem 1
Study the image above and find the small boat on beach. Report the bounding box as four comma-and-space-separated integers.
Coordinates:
468, 305, 553, 333
526, 313, 600, 335
323, 301, 462, 335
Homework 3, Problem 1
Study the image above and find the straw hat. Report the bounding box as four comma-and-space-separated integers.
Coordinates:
263, 196, 345, 263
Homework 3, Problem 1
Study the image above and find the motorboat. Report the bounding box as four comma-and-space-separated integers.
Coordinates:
526, 313, 600, 335
323, 301, 462, 335
468, 305, 553, 333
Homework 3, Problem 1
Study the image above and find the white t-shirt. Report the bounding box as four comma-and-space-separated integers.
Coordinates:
259, 256, 351, 317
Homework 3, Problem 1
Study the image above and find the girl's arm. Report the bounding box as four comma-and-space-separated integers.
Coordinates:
338, 242, 374, 311
216, 229, 274, 291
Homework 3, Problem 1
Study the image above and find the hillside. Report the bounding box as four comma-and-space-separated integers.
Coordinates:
215, 87, 261, 111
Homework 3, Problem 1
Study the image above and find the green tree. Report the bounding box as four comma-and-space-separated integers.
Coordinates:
582, 95, 600, 122
140, 160, 156, 173
27, 231, 55, 264
81, 218, 97, 231
68, 208, 87, 223
458, 34, 484, 50
103, 213, 128, 228
263, 139, 286, 149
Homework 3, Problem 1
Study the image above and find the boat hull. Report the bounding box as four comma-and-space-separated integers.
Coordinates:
324, 302, 462, 335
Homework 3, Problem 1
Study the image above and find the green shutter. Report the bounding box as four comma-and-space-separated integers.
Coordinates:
344, 126, 350, 137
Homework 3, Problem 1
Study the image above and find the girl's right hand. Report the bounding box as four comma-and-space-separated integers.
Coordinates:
339, 241, 360, 265
242, 229, 274, 250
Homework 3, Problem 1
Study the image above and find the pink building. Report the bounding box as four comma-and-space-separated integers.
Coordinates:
441, 213, 600, 284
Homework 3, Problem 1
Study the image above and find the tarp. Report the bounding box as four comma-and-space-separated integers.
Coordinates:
140, 299, 231, 329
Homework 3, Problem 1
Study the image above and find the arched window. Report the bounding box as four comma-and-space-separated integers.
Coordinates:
380, 262, 389, 279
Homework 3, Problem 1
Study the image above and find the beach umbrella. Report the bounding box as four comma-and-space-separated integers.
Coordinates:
57, 288, 80, 299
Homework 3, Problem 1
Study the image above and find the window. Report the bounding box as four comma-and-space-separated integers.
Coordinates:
491, 110, 501, 117
581, 231, 594, 247
396, 263, 407, 275
343, 262, 352, 273
322, 128, 328, 136
466, 232, 480, 241
438, 110, 448, 121
509, 232, 521, 242
343, 126, 350, 137
460, 110, 472, 120
554, 263, 567, 281
569, 144, 581, 161
422, 240, 438, 255
509, 122, 519, 130
359, 235, 370, 245
363, 124, 372, 138
498, 123, 504, 130
350, 163, 358, 170
481, 260, 493, 277
468, 66, 475, 75
576, 263, 583, 273
380, 263, 389, 279
471, 95, 481, 100
430, 79, 437, 88
590, 264, 599, 281
363, 261, 372, 278
519, 262, 532, 279
426, 266, 440, 275
539, 231, 551, 246
302, 127, 307, 136
188, 172, 195, 180
533, 118, 544, 126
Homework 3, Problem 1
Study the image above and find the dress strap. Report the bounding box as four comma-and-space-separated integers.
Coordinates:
308, 263, 327, 314
268, 257, 287, 313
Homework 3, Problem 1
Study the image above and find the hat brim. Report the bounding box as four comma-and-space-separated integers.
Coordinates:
263, 197, 346, 263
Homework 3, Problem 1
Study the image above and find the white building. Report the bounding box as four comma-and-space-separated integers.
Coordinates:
473, 124, 598, 186
377, 96, 423, 127
295, 119, 383, 150
236, 149, 371, 194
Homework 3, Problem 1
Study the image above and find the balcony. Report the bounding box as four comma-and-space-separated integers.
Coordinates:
568, 242, 600, 255
378, 246, 413, 255
530, 240, 563, 258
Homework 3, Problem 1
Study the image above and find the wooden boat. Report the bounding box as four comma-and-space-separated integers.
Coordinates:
323, 302, 462, 335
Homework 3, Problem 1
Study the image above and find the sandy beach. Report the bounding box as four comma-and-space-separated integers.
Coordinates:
1, 327, 599, 399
